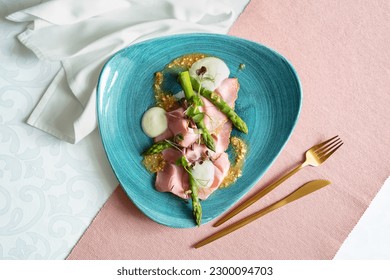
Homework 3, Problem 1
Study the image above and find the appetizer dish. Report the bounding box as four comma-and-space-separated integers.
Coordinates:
96, 33, 301, 228
141, 54, 248, 225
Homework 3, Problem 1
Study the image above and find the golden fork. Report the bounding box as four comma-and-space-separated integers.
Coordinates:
194, 179, 331, 248
214, 135, 343, 227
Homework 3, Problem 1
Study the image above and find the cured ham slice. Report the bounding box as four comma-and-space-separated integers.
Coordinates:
213, 122, 233, 153
216, 78, 239, 106
197, 153, 230, 200
154, 107, 199, 147
155, 163, 189, 199
203, 78, 239, 135
155, 152, 230, 200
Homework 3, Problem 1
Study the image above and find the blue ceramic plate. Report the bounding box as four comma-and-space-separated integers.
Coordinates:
97, 33, 302, 228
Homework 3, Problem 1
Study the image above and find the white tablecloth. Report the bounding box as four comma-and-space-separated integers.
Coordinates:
1, 0, 389, 260
0, 2, 118, 256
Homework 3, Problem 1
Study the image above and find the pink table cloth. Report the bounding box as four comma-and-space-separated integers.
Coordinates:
67, 0, 390, 259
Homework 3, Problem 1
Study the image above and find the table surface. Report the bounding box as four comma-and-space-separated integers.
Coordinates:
1, 0, 389, 260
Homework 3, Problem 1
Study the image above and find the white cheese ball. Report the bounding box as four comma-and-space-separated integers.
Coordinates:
192, 160, 215, 189
141, 107, 168, 138
189, 57, 230, 91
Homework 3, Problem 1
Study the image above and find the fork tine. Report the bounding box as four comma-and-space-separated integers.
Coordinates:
312, 135, 339, 151
319, 142, 343, 162
317, 139, 343, 157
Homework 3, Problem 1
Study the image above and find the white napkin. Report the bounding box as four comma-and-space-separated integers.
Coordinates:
7, 0, 248, 143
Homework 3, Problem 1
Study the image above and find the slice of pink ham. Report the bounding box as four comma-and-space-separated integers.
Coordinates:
154, 107, 199, 147
162, 143, 223, 165
155, 163, 189, 199
213, 122, 233, 153
155, 151, 230, 200
154, 128, 172, 142
202, 78, 239, 135
216, 78, 240, 106
196, 153, 230, 200
161, 148, 182, 163
161, 144, 208, 164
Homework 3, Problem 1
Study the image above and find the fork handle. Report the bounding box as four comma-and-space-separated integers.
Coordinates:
214, 162, 306, 227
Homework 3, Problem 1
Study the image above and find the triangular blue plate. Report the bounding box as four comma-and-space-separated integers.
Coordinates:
97, 33, 302, 228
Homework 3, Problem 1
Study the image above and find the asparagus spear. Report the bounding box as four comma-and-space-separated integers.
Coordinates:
190, 77, 248, 134
143, 140, 172, 155
143, 135, 183, 155
176, 156, 202, 226
178, 71, 216, 152
189, 173, 202, 226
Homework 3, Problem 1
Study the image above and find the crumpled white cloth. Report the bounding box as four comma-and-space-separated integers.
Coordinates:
6, 0, 248, 143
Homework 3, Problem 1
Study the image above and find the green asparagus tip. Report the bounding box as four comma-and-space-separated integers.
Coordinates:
194, 205, 202, 226
242, 123, 249, 134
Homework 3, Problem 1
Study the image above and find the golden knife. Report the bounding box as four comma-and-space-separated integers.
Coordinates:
194, 179, 331, 248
